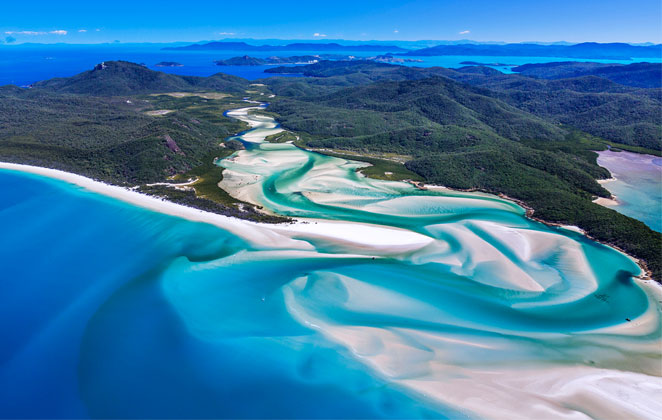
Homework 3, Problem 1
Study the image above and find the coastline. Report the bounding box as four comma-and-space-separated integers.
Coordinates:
0, 162, 435, 255
421, 182, 656, 282
594, 177, 620, 206
2, 160, 656, 285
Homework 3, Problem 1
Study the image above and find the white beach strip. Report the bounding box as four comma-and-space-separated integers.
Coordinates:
0, 162, 311, 250
272, 219, 435, 253
598, 177, 618, 184
0, 162, 434, 256
594, 196, 620, 206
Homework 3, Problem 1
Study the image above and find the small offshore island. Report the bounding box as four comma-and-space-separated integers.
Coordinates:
154, 61, 184, 67
0, 50, 661, 419
214, 54, 423, 66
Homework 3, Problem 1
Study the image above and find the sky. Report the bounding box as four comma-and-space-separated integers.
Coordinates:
2, 0, 661, 44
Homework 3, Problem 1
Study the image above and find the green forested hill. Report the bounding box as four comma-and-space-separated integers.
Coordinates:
447, 68, 662, 150
264, 61, 662, 150
0, 86, 246, 182
31, 61, 249, 95
511, 61, 662, 88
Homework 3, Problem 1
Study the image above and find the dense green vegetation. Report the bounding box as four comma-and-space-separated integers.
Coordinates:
0, 86, 246, 183
32, 60, 249, 95
512, 62, 662, 88
215, 56, 267, 66
263, 61, 662, 151
0, 69, 284, 223
265, 131, 298, 143
263, 63, 661, 279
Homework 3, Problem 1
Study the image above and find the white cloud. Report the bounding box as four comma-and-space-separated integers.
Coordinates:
5, 30, 68, 36
459, 30, 470, 35
5, 31, 45, 35
78, 29, 87, 33
313, 33, 327, 37
95, 28, 101, 32
218, 32, 235, 36
393, 29, 399, 33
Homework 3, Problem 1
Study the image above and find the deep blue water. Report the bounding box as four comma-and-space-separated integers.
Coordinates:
1, 43, 658, 86
0, 169, 448, 419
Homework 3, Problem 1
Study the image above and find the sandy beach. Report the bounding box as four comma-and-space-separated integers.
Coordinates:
0, 162, 436, 258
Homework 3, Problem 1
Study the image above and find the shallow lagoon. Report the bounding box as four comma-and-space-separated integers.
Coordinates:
596, 150, 662, 232
0, 108, 661, 419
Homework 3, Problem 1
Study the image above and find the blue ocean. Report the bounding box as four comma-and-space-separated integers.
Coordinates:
0, 169, 449, 418
0, 43, 658, 86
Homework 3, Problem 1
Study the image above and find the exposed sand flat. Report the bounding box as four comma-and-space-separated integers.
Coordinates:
150, 92, 230, 99
283, 273, 662, 420
0, 162, 302, 249
593, 196, 620, 206
144, 109, 174, 116
272, 219, 435, 255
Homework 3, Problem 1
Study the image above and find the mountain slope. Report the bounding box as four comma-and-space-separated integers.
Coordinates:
31, 61, 249, 95
512, 62, 662, 88
264, 61, 662, 150
272, 76, 565, 144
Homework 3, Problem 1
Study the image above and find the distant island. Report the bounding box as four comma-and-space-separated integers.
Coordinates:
165, 41, 409, 53
214, 55, 321, 66
214, 56, 269, 66
214, 55, 422, 66
460, 61, 516, 66
164, 41, 662, 60
154, 61, 184, 67
401, 42, 662, 59
372, 55, 423, 63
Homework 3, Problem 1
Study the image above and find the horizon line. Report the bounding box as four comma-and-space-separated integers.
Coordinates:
2, 38, 661, 47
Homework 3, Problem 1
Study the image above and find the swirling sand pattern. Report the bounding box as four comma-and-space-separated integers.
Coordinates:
0, 105, 660, 419
215, 105, 662, 419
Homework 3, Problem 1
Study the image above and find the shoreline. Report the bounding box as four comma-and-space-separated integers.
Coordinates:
418, 182, 655, 282
0, 162, 436, 255
0, 162, 291, 246
2, 160, 655, 285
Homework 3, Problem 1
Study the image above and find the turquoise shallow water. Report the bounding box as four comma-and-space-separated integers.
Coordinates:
0, 170, 446, 419
596, 150, 662, 232
0, 106, 661, 419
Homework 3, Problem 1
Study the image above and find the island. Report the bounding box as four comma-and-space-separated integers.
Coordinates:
214, 55, 422, 66
214, 56, 268, 66
154, 61, 184, 67
460, 60, 516, 66
165, 41, 409, 53
400, 42, 662, 59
